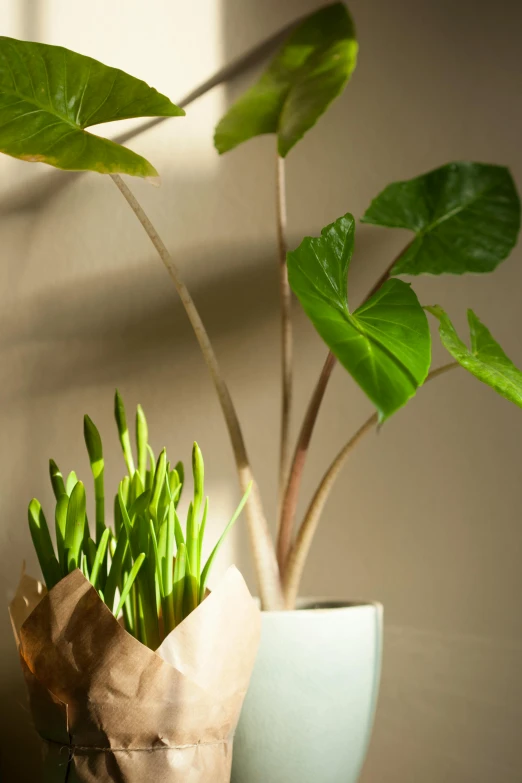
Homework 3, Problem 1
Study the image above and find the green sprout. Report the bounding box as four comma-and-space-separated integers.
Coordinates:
27, 390, 251, 649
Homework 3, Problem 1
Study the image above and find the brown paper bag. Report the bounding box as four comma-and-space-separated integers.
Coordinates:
9, 565, 261, 783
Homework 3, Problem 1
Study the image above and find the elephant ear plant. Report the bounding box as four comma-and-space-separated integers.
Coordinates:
2, 2, 522, 617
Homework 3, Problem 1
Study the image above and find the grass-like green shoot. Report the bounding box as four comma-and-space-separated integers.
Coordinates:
27, 391, 251, 649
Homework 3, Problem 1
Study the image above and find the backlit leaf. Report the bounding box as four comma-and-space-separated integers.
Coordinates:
426, 306, 522, 407
214, 3, 357, 157
0, 37, 184, 176
288, 213, 431, 420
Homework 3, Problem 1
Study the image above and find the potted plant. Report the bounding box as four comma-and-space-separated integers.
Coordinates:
10, 392, 260, 782
213, 7, 522, 781
2, 2, 521, 781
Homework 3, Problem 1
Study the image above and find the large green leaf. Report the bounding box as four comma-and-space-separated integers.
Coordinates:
362, 162, 521, 275
0, 37, 184, 177
426, 306, 522, 407
214, 3, 358, 157
288, 213, 431, 420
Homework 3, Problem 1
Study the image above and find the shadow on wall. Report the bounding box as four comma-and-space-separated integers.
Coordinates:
0, 243, 279, 397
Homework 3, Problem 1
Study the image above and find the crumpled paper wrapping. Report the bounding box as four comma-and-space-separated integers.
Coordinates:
9, 565, 261, 783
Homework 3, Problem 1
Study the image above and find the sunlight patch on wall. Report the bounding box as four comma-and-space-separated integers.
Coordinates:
43, 0, 226, 174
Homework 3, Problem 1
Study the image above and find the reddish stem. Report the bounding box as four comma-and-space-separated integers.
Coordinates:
277, 351, 336, 571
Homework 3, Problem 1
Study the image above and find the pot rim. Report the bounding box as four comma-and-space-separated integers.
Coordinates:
257, 598, 383, 615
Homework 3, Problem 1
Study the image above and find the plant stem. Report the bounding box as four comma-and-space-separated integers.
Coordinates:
282, 361, 459, 608
277, 351, 336, 571
277, 241, 413, 576
275, 153, 293, 528
111, 174, 283, 610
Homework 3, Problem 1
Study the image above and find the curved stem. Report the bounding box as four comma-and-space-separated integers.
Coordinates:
277, 244, 411, 576
283, 361, 459, 608
283, 413, 376, 609
111, 174, 283, 610
275, 154, 293, 541
277, 351, 336, 571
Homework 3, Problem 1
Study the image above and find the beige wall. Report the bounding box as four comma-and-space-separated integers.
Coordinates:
1, 1, 522, 780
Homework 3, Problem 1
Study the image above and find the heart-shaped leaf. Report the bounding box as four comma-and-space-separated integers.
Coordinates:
288, 214, 431, 420
362, 162, 521, 275
0, 37, 184, 177
214, 3, 358, 158
426, 306, 522, 407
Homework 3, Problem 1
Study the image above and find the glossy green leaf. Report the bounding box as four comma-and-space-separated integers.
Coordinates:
115, 390, 135, 475
192, 442, 204, 517
83, 415, 103, 478
84, 415, 105, 545
128, 470, 144, 511
80, 552, 90, 581
65, 470, 78, 496
129, 489, 151, 521
171, 463, 184, 508
166, 472, 182, 507
149, 448, 167, 524
214, 3, 358, 157
28, 498, 61, 589
426, 306, 522, 407
90, 527, 110, 589
160, 475, 174, 530
197, 497, 209, 578
104, 526, 129, 613
85, 537, 97, 571
146, 445, 156, 482
54, 493, 68, 574
173, 543, 187, 627
113, 491, 122, 537
115, 553, 145, 618
362, 162, 521, 275
288, 213, 431, 420
0, 37, 184, 176
49, 459, 66, 500
163, 502, 176, 634
184, 556, 198, 617
118, 482, 137, 557
174, 461, 184, 487
186, 501, 199, 592
136, 405, 148, 484
173, 507, 185, 550
148, 518, 164, 597
65, 480, 86, 571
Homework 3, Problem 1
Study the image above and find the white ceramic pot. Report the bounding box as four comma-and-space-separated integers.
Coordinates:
231, 600, 383, 783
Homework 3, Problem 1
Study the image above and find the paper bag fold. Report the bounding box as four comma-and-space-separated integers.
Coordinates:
10, 565, 261, 783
